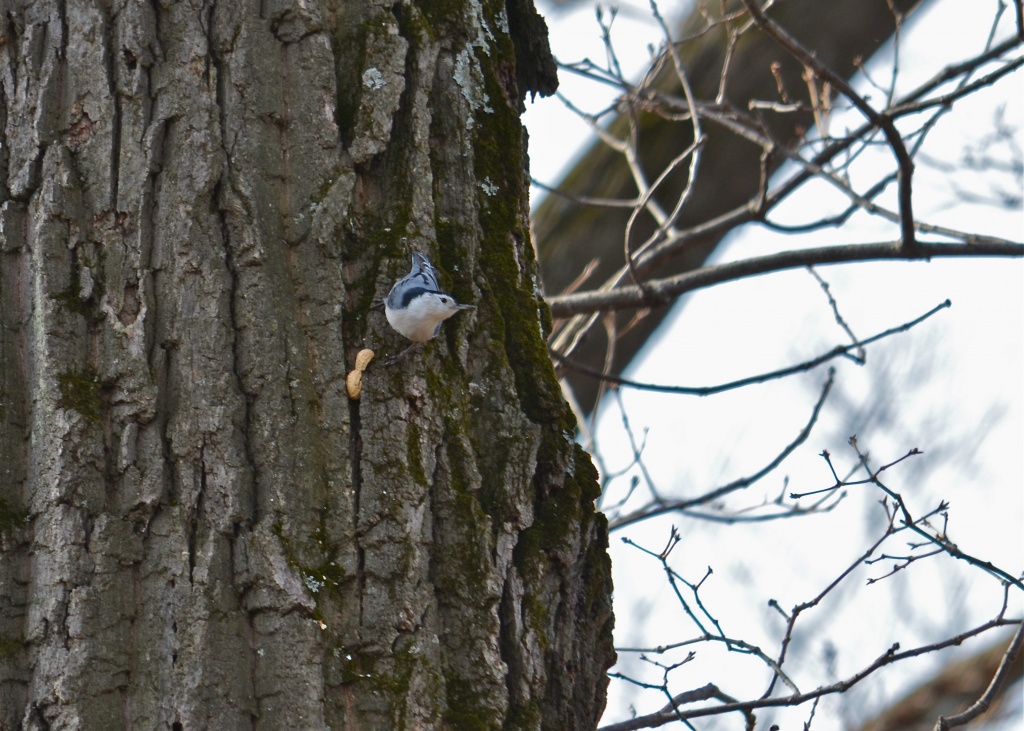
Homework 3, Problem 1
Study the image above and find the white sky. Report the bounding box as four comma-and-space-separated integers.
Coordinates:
524, 0, 1023, 728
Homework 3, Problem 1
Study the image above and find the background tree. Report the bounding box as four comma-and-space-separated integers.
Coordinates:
0, 1, 612, 729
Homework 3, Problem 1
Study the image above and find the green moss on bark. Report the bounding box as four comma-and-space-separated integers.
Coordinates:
443, 670, 502, 730
0, 634, 24, 659
0, 496, 28, 536
56, 367, 104, 425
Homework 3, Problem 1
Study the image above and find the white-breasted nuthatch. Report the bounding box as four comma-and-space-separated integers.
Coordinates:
384, 251, 472, 348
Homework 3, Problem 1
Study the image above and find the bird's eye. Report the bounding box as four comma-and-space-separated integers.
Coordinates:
440, 297, 449, 304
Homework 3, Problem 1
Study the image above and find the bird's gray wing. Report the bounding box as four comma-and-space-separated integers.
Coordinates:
411, 251, 441, 291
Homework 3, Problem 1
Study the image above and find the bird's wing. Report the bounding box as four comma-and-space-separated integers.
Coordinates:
411, 252, 441, 291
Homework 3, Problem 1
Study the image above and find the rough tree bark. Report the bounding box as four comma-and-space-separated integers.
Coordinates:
0, 1, 613, 729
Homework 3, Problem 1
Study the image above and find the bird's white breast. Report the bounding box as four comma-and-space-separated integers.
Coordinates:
386, 295, 452, 342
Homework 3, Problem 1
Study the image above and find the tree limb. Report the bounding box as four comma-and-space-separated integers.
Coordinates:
547, 241, 1023, 318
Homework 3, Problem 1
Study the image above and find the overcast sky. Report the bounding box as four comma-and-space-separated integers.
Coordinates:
524, 0, 1023, 727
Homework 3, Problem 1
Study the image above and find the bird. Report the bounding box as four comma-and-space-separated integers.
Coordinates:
383, 251, 473, 362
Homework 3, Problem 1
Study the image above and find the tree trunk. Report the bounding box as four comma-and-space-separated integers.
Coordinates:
0, 1, 613, 729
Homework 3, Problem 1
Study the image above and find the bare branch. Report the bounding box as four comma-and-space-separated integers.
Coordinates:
847, 438, 1024, 590
554, 299, 949, 395
598, 684, 746, 731
607, 369, 834, 530
547, 242, 1022, 318
603, 615, 1021, 729
934, 621, 1024, 731
549, 38, 1023, 323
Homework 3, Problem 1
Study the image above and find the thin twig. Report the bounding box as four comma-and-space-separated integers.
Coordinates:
607, 369, 834, 530
552, 300, 949, 395
807, 267, 865, 363
739, 0, 918, 248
